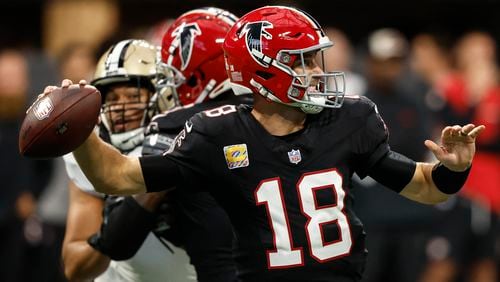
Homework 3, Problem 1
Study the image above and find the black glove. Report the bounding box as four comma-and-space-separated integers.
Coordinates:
88, 196, 157, 260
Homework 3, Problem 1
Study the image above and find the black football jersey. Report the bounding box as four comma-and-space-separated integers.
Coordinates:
142, 91, 252, 282
142, 92, 253, 155
141, 96, 389, 281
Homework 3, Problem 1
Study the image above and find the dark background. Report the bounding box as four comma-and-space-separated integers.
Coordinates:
1, 0, 499, 49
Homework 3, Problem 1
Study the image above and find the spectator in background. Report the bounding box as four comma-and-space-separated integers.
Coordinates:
454, 31, 499, 282
410, 32, 462, 130
363, 28, 432, 159
56, 42, 96, 82
410, 31, 498, 282
351, 28, 436, 282
323, 27, 367, 96
454, 31, 500, 215
0, 49, 52, 282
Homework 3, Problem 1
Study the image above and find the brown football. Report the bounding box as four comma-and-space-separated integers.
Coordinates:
19, 84, 101, 159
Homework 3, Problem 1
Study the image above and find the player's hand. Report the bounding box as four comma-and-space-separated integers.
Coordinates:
28, 79, 89, 114
424, 124, 485, 171
42, 79, 88, 94
60, 79, 88, 89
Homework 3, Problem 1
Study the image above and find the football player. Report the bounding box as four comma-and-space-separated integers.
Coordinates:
63, 8, 248, 282
48, 6, 484, 282
126, 7, 251, 281
60, 39, 195, 282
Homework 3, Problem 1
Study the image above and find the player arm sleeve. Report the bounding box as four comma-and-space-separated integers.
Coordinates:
140, 155, 182, 192
367, 150, 417, 193
352, 101, 391, 178
87, 196, 157, 261
142, 114, 215, 193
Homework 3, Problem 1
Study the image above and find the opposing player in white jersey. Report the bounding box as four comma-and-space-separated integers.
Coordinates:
61, 39, 196, 282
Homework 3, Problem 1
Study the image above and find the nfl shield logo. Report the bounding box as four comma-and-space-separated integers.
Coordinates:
33, 97, 54, 120
288, 149, 302, 164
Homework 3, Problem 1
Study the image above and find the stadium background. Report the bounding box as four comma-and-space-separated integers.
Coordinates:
1, 0, 499, 52
0, 0, 499, 282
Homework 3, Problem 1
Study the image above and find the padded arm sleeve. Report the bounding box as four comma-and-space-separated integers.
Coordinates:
87, 196, 157, 260
367, 150, 417, 193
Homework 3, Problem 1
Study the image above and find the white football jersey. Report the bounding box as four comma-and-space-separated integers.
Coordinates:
63, 150, 197, 282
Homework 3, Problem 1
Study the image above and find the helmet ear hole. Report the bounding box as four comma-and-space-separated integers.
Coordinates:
187, 75, 198, 87
255, 71, 274, 80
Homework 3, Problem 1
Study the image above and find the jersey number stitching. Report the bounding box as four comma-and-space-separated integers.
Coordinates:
255, 169, 352, 269
204, 105, 237, 117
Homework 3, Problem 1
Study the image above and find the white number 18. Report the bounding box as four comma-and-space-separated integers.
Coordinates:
255, 169, 352, 269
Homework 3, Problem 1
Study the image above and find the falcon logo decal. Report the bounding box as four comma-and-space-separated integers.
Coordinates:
239, 21, 273, 67
171, 22, 201, 70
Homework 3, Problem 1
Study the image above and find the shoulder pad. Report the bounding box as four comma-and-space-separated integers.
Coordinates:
186, 104, 239, 137
148, 106, 198, 135
341, 95, 378, 118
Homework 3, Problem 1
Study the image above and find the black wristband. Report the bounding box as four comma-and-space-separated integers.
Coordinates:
431, 162, 471, 194
88, 196, 157, 260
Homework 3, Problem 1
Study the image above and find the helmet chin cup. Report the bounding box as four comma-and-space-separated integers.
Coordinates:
300, 96, 325, 114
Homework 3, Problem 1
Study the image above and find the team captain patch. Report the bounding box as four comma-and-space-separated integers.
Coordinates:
223, 144, 249, 169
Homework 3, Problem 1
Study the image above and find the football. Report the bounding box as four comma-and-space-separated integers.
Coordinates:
19, 84, 101, 159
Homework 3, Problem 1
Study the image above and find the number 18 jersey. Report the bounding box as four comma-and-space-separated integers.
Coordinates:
141, 96, 390, 281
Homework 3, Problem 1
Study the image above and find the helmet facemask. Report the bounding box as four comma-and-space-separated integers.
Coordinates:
91, 39, 175, 152
99, 80, 155, 151
223, 6, 347, 114
101, 84, 151, 133
156, 61, 185, 105
278, 44, 346, 114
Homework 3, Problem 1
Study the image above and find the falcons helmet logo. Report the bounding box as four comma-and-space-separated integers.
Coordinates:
239, 21, 273, 67
170, 22, 202, 70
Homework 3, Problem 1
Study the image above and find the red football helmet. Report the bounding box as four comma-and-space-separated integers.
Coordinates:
223, 6, 345, 114
158, 7, 238, 106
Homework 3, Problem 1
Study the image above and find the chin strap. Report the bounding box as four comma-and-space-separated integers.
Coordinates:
110, 127, 145, 152
249, 79, 324, 114
194, 79, 216, 104
299, 96, 325, 114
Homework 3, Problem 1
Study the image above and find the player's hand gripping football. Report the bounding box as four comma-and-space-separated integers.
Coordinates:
424, 124, 485, 171
25, 79, 85, 114
19, 78, 100, 158
43, 79, 88, 96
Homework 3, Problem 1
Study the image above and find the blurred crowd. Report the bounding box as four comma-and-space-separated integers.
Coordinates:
0, 5, 499, 282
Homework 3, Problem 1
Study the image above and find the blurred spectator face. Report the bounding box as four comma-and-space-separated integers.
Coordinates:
410, 34, 448, 82
0, 49, 29, 119
455, 31, 498, 102
455, 31, 496, 69
58, 44, 95, 82
324, 27, 352, 71
366, 28, 408, 90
